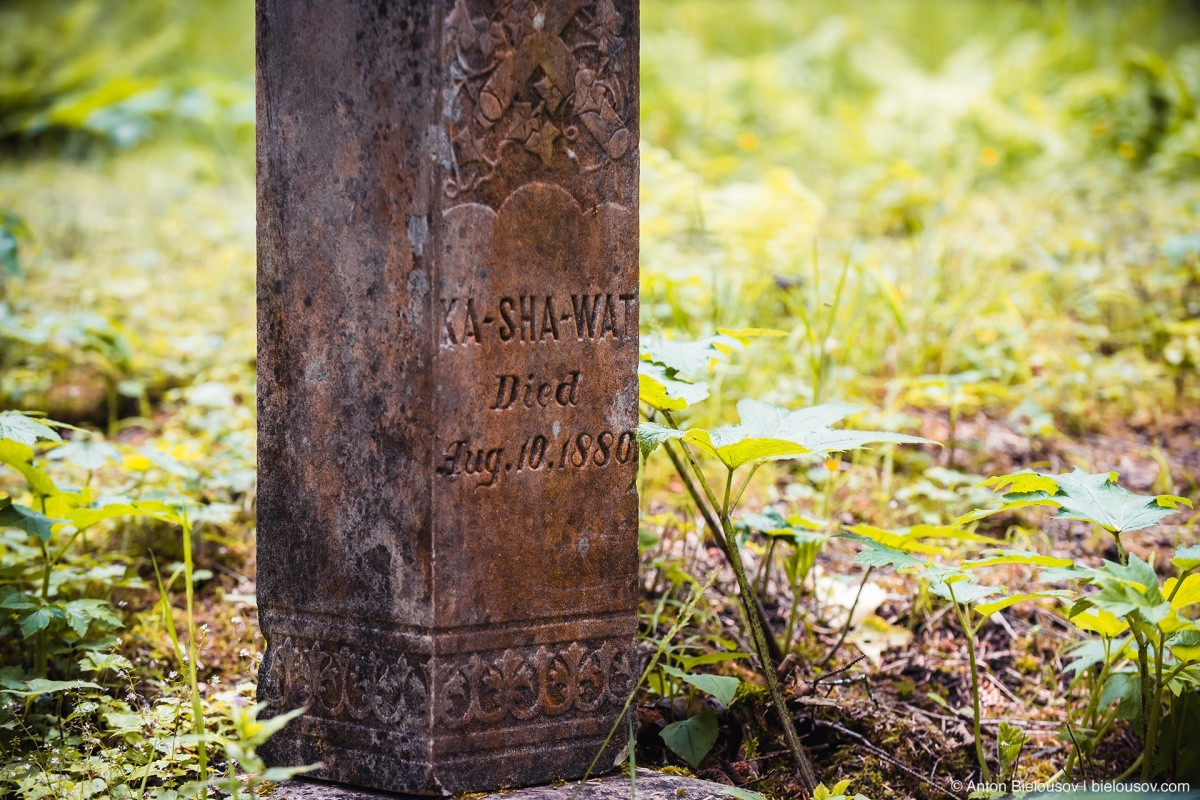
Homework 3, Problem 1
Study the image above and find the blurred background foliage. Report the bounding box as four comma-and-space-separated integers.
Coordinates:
0, 0, 1197, 435
0, 0, 1199, 795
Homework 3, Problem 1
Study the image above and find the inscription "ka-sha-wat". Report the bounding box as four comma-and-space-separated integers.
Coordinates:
442, 292, 636, 345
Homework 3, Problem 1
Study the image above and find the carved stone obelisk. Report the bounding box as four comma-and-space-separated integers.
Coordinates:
256, 1, 639, 794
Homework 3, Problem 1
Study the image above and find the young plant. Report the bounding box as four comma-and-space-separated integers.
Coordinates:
842, 532, 1069, 780
960, 468, 1196, 781
640, 338, 934, 790
737, 509, 827, 655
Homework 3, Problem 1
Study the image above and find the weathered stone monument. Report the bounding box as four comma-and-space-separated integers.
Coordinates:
256, 0, 639, 794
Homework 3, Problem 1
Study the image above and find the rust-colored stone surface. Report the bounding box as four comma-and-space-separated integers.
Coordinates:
256, 1, 639, 795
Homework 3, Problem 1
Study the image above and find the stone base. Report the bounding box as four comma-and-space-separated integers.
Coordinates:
273, 770, 746, 800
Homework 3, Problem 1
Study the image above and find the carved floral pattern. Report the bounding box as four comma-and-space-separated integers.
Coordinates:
441, 0, 632, 202
436, 639, 634, 728
261, 635, 634, 729
260, 636, 428, 725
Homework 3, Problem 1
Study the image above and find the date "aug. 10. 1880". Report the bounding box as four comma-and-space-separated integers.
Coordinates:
435, 430, 637, 488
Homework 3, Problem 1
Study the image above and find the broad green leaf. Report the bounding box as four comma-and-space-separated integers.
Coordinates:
953, 497, 1060, 526
1051, 468, 1189, 533
1168, 628, 1200, 662
47, 440, 122, 470
931, 578, 1003, 605
19, 607, 54, 638
1103, 554, 1161, 594
683, 427, 812, 469
661, 664, 740, 706
1100, 671, 1143, 722
1068, 606, 1129, 638
639, 362, 709, 411
641, 333, 742, 379
0, 411, 61, 447
78, 652, 133, 674
636, 421, 685, 459
979, 471, 1060, 495
975, 590, 1071, 618
964, 550, 1073, 569
0, 678, 100, 698
1090, 561, 1171, 624
682, 398, 933, 469
61, 599, 121, 637
902, 524, 996, 545
660, 709, 719, 768
675, 651, 750, 670
962, 468, 1189, 533
68, 499, 183, 529
0, 498, 66, 541
0, 440, 57, 496
1173, 545, 1200, 572
1165, 573, 1200, 611
841, 533, 926, 570
0, 591, 37, 611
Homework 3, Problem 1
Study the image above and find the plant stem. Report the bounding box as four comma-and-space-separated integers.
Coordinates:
950, 589, 990, 782
1143, 632, 1165, 781
661, 436, 784, 665
755, 537, 778, 596
715, 468, 818, 791
180, 518, 208, 787
819, 566, 874, 669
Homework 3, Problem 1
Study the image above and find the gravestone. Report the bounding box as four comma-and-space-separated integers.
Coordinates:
256, 0, 639, 795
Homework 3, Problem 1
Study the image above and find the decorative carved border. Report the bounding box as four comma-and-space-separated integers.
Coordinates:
436, 639, 633, 728
260, 635, 634, 730
260, 636, 429, 726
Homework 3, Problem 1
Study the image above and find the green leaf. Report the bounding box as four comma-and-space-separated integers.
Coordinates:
953, 497, 1061, 526
636, 421, 685, 459
638, 362, 710, 411
641, 333, 742, 379
1173, 545, 1200, 572
975, 590, 1071, 618
842, 533, 927, 570
0, 678, 100, 699
682, 398, 934, 469
0, 439, 58, 496
1100, 671, 1143, 722
979, 471, 1060, 495
78, 652, 133, 674
68, 499, 183, 529
997, 721, 1026, 776
683, 426, 812, 469
0, 498, 66, 542
1068, 606, 1129, 638
47, 440, 122, 470
961, 468, 1189, 533
0, 411, 62, 448
964, 550, 1074, 569
1051, 468, 1188, 532
931, 578, 1003, 605
719, 789, 770, 800
660, 709, 719, 768
661, 664, 740, 706
19, 607, 54, 638
61, 599, 122, 637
